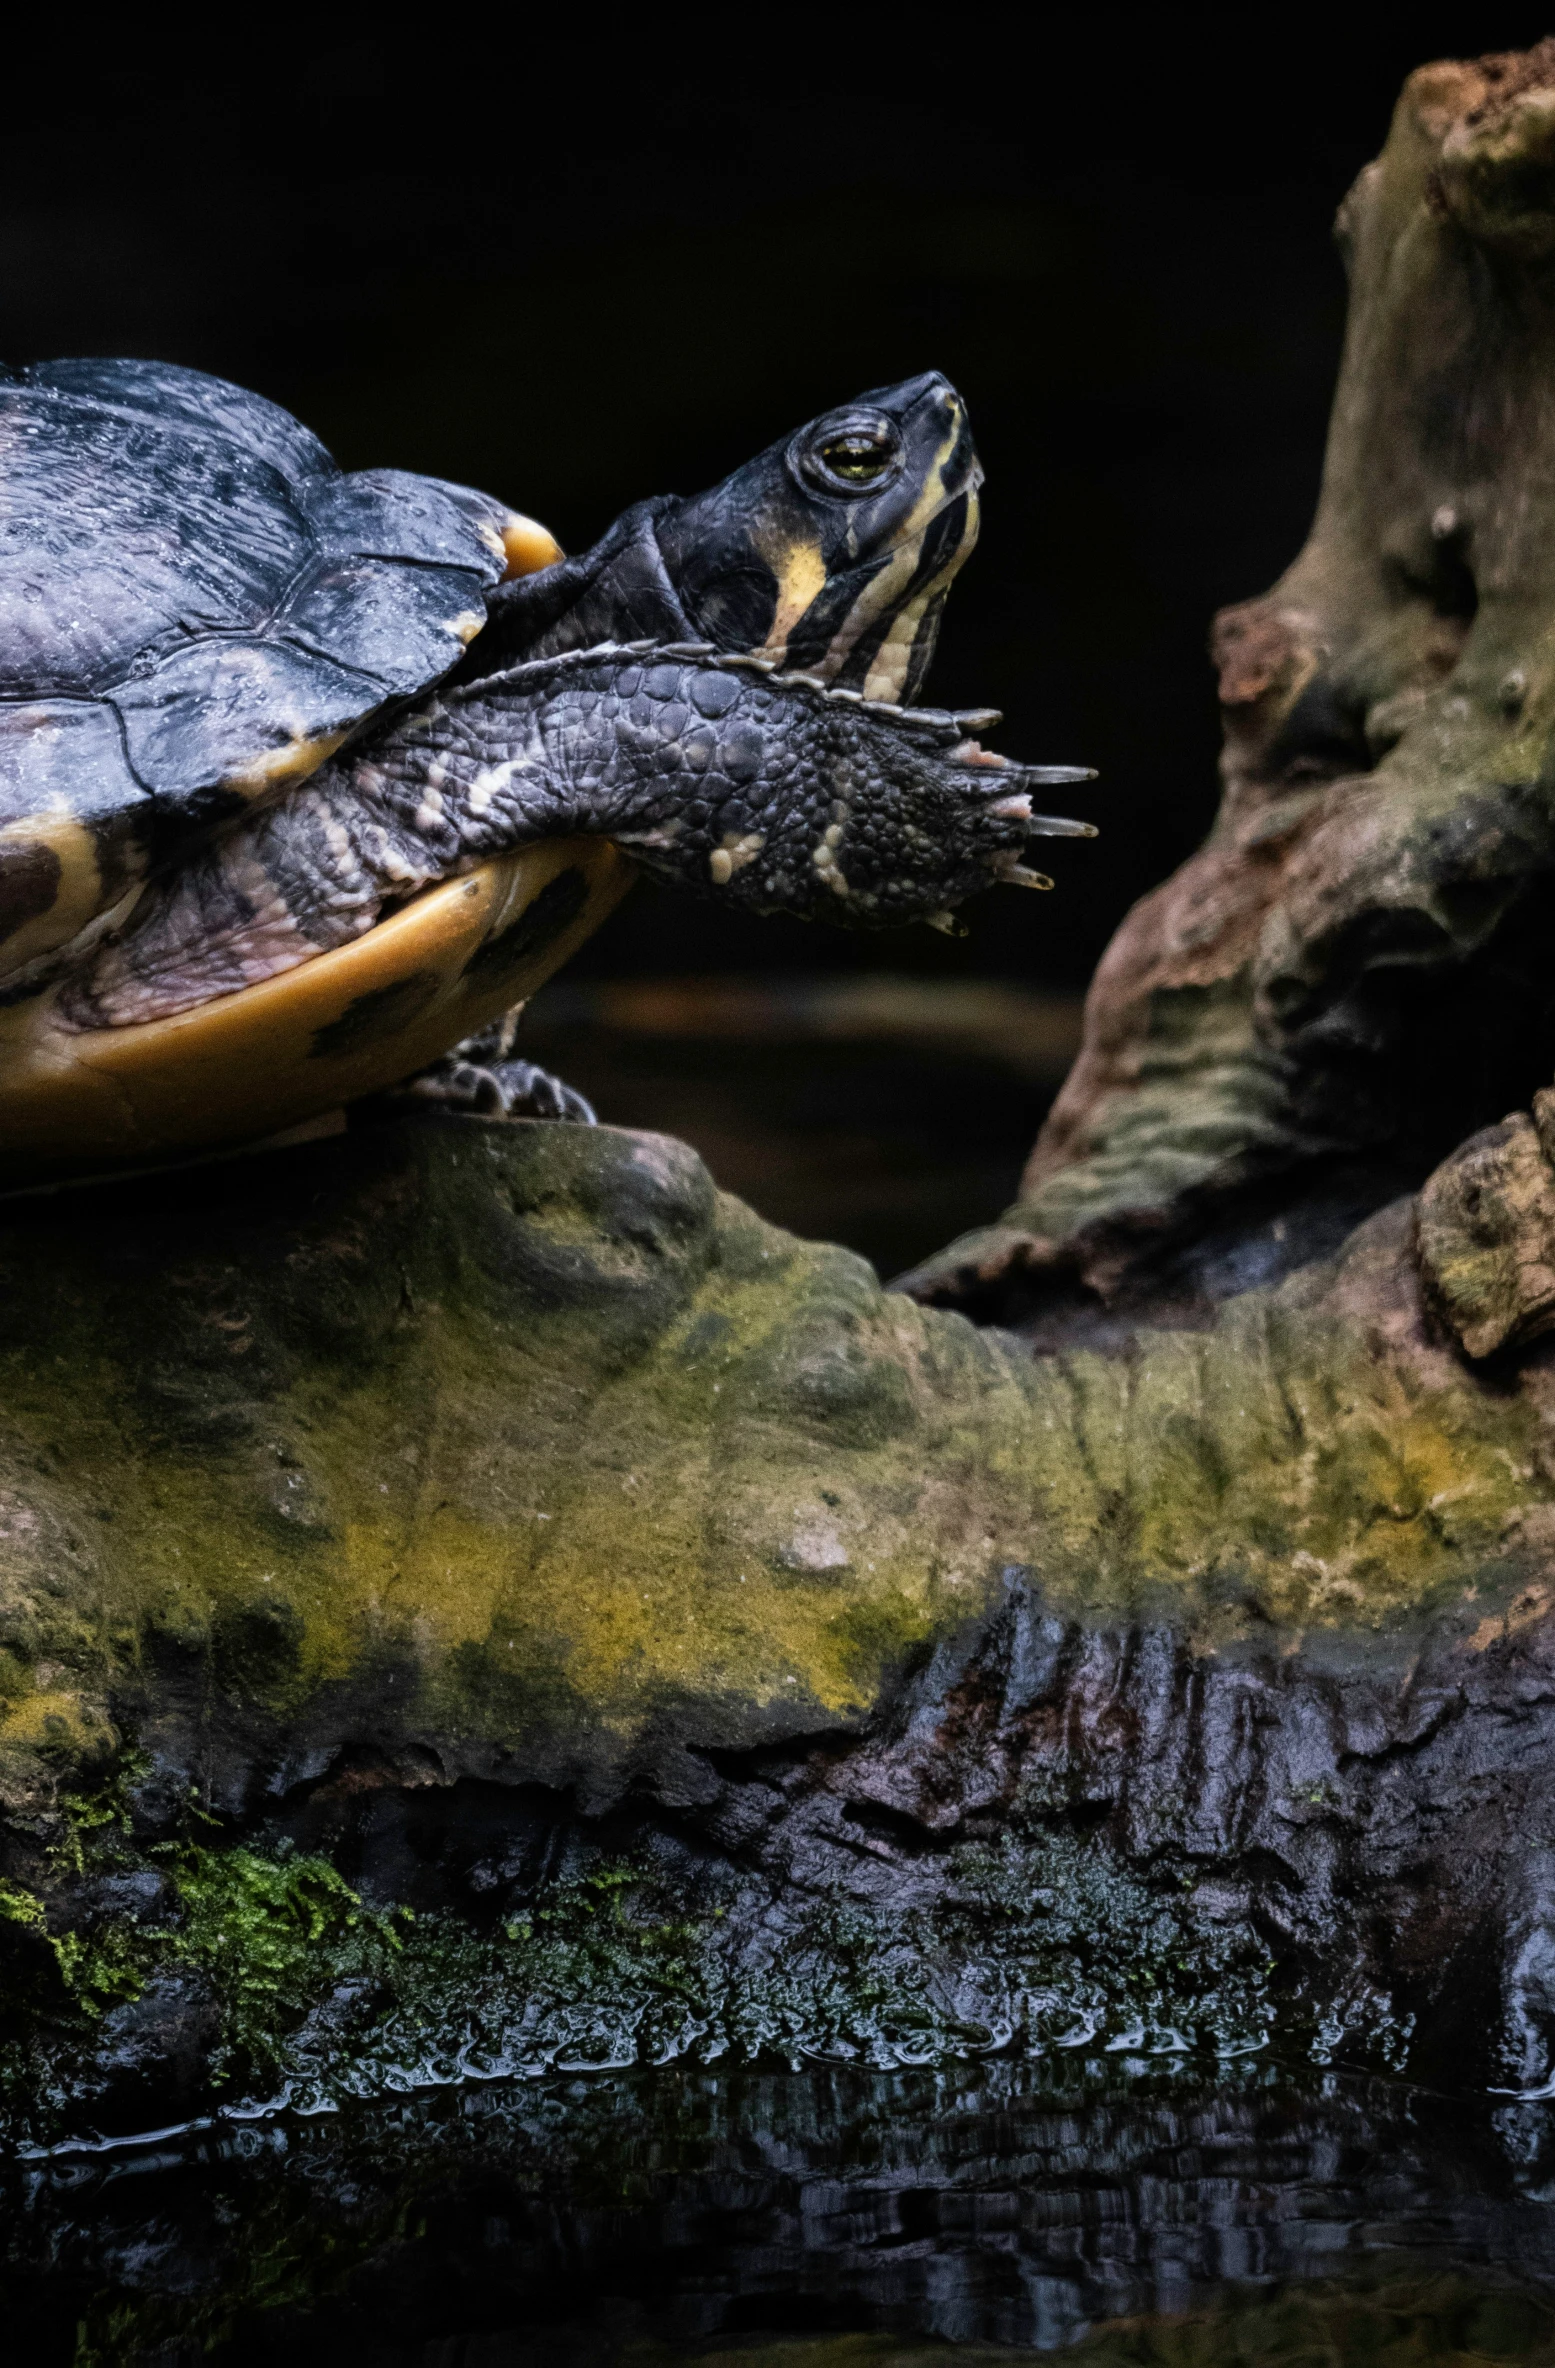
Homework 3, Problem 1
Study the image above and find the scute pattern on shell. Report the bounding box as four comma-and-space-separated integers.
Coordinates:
0, 357, 512, 967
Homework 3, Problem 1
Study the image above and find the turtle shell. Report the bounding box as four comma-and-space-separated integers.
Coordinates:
0, 357, 535, 983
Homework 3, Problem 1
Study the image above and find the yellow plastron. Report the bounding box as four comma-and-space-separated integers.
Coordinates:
0, 837, 633, 1188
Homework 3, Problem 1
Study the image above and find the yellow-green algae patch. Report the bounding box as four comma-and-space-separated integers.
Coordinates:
0, 1121, 1550, 1811
1019, 1223, 1554, 1631
0, 1124, 1041, 1802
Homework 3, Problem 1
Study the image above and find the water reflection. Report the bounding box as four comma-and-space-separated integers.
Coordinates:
8, 2059, 1555, 2362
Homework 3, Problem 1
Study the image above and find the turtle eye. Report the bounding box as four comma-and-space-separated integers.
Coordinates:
802, 420, 902, 495
820, 433, 895, 483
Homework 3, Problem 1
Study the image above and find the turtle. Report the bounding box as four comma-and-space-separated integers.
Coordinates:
0, 360, 1095, 1185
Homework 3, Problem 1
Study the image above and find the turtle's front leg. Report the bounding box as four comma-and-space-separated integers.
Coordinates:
62, 642, 1092, 1032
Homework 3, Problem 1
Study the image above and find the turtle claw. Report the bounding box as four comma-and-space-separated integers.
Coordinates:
994, 853, 1055, 891
442, 1058, 597, 1124
385, 1010, 599, 1125
983, 784, 1098, 839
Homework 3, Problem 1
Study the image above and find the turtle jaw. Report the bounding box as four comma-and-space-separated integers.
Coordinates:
821, 478, 982, 705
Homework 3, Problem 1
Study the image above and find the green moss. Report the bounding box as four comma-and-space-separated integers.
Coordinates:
44, 1919, 148, 2018
8, 1787, 1412, 2147
0, 1871, 143, 2021
167, 1843, 404, 2081
0, 1688, 120, 1820
0, 1769, 152, 2016
0, 1881, 45, 1939
177, 1823, 1284, 2102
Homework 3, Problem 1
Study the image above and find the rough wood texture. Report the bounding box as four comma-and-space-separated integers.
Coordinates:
905, 43, 1555, 1330
8, 1115, 1555, 2125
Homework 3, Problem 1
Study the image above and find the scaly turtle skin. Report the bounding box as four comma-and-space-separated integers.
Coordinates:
0, 364, 1093, 1183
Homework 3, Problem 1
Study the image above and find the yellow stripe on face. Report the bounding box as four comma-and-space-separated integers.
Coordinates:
861, 582, 939, 703
904, 406, 975, 540
752, 537, 829, 669
817, 530, 927, 677
860, 486, 981, 701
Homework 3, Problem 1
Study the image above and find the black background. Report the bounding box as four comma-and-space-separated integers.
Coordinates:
3, 14, 1542, 992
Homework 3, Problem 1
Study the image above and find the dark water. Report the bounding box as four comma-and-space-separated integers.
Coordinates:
8, 2060, 1555, 2365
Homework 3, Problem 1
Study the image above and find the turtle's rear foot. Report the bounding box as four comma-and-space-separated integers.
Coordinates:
387, 1011, 595, 1125
405, 1052, 596, 1125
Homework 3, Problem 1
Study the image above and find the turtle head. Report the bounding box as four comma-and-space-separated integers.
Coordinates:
653, 371, 981, 702
478, 372, 982, 700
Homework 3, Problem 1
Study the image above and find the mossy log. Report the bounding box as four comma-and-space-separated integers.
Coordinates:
0, 1115, 1039, 1822
4, 1111, 1555, 2122
0, 1114, 1547, 1834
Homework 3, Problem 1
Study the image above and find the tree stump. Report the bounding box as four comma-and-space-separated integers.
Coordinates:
906, 40, 1555, 1340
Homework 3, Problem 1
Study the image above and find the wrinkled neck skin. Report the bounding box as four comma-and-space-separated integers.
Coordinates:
463, 486, 966, 706
464, 501, 695, 675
